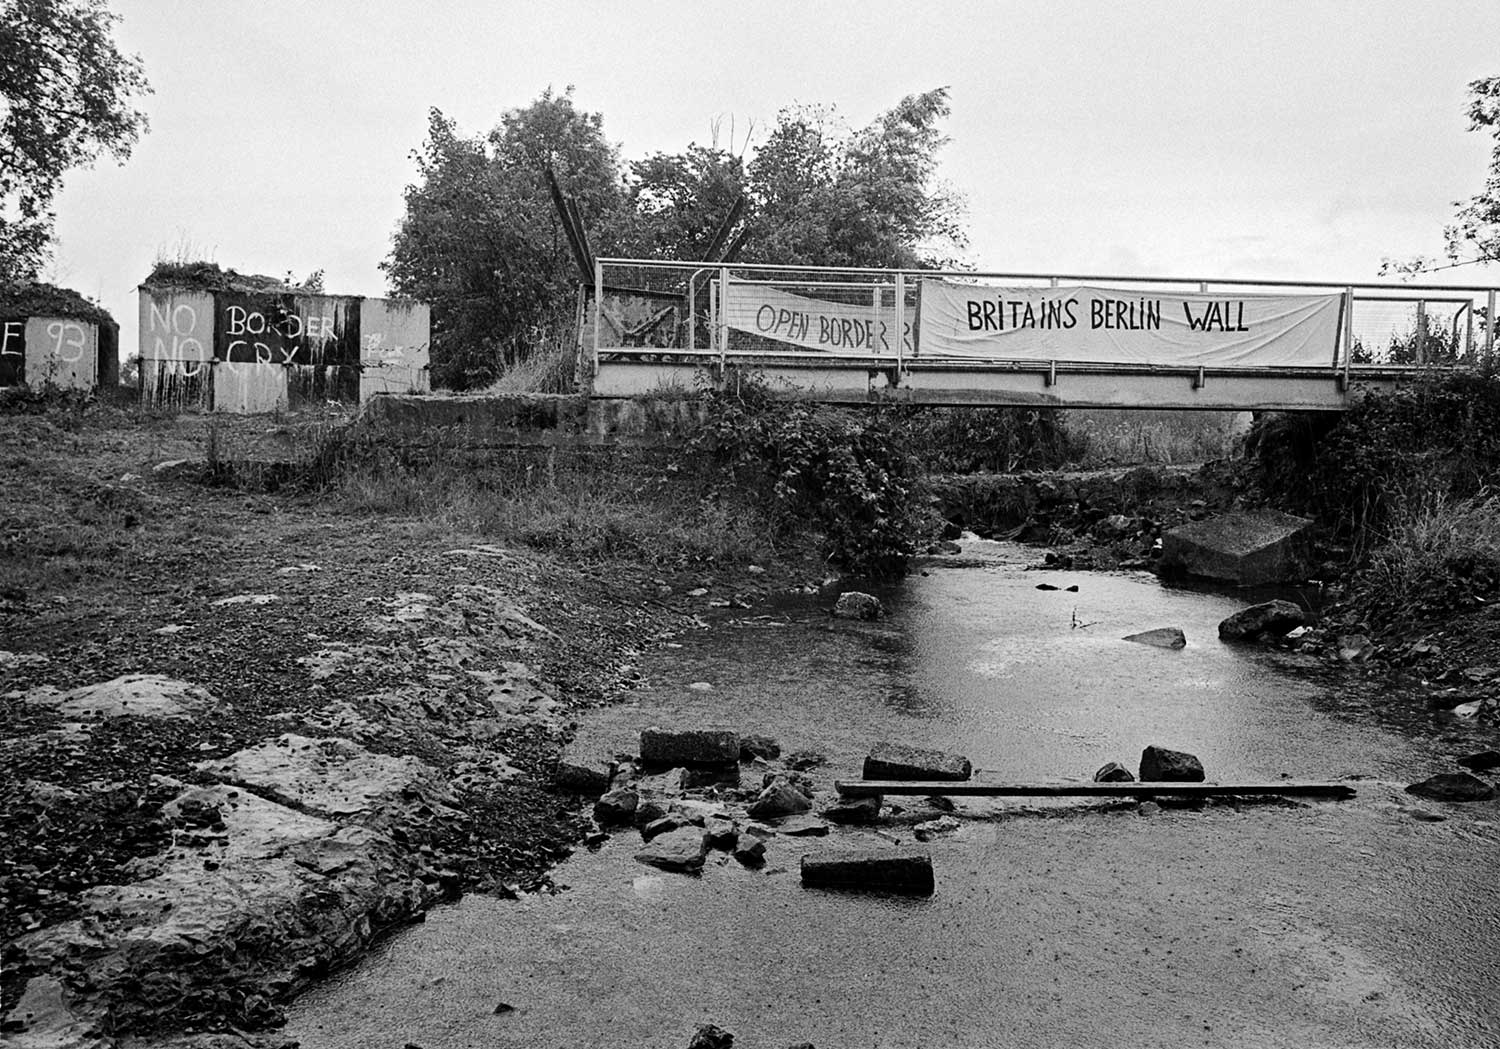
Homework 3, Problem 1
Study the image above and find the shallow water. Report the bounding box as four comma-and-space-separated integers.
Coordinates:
286, 542, 1500, 1049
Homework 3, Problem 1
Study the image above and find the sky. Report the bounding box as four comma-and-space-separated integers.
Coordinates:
43, 0, 1500, 358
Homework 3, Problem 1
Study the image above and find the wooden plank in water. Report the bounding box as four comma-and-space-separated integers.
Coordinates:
835, 780, 1357, 800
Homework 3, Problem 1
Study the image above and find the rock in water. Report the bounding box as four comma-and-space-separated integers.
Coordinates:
1122, 627, 1186, 649
635, 827, 709, 873
1158, 509, 1313, 585
1139, 745, 1205, 782
833, 591, 884, 620
1093, 761, 1135, 783
733, 836, 767, 867
593, 787, 638, 825
1218, 600, 1307, 642
863, 742, 972, 781
1406, 772, 1496, 802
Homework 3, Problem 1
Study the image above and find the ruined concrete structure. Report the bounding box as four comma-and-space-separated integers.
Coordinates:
1, 286, 120, 392
138, 280, 430, 413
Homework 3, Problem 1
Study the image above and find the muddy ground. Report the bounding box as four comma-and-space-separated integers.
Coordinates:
2, 400, 1497, 1048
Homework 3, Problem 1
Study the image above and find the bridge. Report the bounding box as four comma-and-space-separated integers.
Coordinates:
584, 259, 1499, 411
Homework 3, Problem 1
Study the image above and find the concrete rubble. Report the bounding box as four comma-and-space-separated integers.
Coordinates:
1158, 508, 1313, 585
862, 742, 972, 781
800, 850, 935, 895
1121, 627, 1186, 649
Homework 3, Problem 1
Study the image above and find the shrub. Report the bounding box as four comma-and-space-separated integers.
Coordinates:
899, 406, 1083, 472
687, 379, 932, 577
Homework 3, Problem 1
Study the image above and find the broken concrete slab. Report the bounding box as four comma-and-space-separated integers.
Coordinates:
822, 795, 882, 824
1122, 627, 1186, 650
553, 740, 614, 795
643, 814, 692, 841
704, 815, 738, 848
198, 734, 438, 818
1158, 508, 1313, 585
635, 827, 708, 873
1140, 745, 1205, 782
800, 849, 935, 895
640, 727, 741, 767
27, 673, 217, 721
739, 734, 781, 761
1406, 772, 1496, 802
863, 742, 972, 782
1218, 600, 1308, 642
776, 814, 830, 837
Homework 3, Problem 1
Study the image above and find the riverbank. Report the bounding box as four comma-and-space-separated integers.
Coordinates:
0, 403, 831, 1046
3, 399, 1497, 1048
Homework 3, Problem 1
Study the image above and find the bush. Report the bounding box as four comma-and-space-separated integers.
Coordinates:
687, 380, 932, 577
1248, 368, 1500, 544
1348, 489, 1500, 626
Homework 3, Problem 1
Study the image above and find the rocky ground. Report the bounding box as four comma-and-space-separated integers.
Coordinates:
3, 402, 1497, 1049
0, 404, 824, 1048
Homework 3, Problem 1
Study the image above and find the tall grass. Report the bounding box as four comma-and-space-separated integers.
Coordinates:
1353, 489, 1500, 624
1061, 409, 1251, 467
321, 431, 780, 567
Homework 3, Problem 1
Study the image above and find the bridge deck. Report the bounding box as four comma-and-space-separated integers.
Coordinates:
591, 350, 1426, 411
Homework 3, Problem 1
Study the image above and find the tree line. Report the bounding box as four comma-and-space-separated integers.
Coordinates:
382, 87, 968, 388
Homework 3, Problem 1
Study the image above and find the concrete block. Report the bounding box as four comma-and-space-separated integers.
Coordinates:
640, 727, 741, 767
1158, 509, 1313, 585
863, 742, 971, 782
800, 849, 935, 895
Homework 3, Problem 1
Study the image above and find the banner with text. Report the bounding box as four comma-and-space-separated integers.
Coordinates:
725, 282, 913, 355
918, 281, 1342, 367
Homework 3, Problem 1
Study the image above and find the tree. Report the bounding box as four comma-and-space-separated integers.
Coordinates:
0, 0, 150, 283
743, 88, 966, 269
626, 144, 745, 261
383, 89, 625, 389
1446, 76, 1500, 266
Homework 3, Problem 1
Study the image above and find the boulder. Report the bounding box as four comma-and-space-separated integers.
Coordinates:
1093, 761, 1135, 783
1159, 509, 1313, 585
863, 742, 972, 782
1218, 600, 1307, 642
1122, 627, 1186, 650
1405, 772, 1496, 803
739, 734, 781, 761
593, 786, 639, 826
635, 827, 709, 873
640, 728, 741, 767
1456, 750, 1500, 773
1139, 745, 1205, 782
32, 673, 217, 721
747, 779, 813, 819
833, 591, 884, 620
800, 849, 935, 895
822, 795, 882, 824
1336, 634, 1375, 663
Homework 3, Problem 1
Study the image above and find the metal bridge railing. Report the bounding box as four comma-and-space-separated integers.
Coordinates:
589, 258, 1499, 386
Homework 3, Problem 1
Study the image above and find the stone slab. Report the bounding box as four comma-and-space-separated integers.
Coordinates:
1159, 509, 1313, 585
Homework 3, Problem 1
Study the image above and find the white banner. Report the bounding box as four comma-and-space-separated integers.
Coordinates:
725, 283, 913, 355
918, 281, 1342, 367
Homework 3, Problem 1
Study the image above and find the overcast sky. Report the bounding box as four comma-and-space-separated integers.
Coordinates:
45, 0, 1500, 355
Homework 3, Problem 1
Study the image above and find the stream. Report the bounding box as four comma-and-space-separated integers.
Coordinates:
286, 541, 1500, 1049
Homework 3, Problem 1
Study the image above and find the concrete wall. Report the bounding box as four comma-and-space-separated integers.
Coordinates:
138, 287, 430, 413
0, 315, 105, 391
